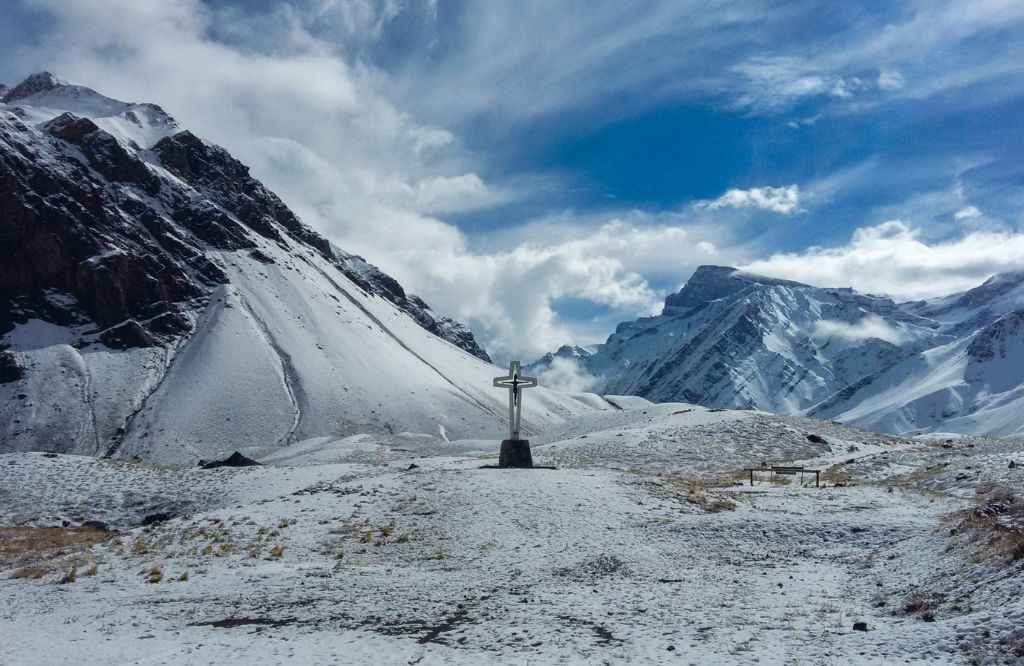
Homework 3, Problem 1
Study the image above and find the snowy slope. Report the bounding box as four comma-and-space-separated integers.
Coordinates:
811, 307, 1024, 437
549, 265, 1024, 437
0, 73, 589, 463
1, 72, 179, 149
904, 269, 1024, 335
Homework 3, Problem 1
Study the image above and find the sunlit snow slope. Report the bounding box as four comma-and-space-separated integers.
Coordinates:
0, 73, 588, 463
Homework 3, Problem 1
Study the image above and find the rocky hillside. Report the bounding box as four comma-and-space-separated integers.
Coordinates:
0, 73, 584, 462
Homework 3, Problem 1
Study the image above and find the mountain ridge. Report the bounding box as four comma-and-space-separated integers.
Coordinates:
532, 264, 1024, 437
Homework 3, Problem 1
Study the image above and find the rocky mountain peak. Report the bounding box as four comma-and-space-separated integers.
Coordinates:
663, 265, 808, 312
2, 72, 68, 102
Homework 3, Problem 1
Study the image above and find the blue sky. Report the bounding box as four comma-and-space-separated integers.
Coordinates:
3, 0, 1024, 361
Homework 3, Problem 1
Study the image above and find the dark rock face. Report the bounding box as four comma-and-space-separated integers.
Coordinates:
0, 112, 203, 342
42, 113, 159, 193
153, 131, 334, 258
967, 308, 1024, 363
0, 351, 24, 383
2, 74, 491, 372
141, 512, 173, 525
200, 451, 261, 469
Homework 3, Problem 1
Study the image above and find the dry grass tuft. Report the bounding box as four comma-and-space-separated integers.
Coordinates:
902, 591, 942, 620
146, 565, 163, 584
11, 566, 48, 580
57, 566, 77, 585
269, 544, 285, 558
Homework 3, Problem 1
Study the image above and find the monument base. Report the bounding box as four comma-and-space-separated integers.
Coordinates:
498, 439, 533, 468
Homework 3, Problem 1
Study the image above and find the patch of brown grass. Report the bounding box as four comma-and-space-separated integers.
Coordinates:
0, 526, 114, 573
645, 474, 737, 513
945, 491, 1024, 565
822, 465, 853, 486
10, 566, 48, 580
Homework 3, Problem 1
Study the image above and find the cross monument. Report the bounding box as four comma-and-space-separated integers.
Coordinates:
492, 360, 538, 467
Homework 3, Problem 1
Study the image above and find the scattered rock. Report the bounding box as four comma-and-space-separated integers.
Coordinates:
666, 645, 676, 652
142, 513, 172, 526
200, 451, 261, 469
81, 520, 112, 532
806, 434, 827, 444
853, 621, 868, 632
407, 463, 420, 470
100, 319, 157, 349
0, 351, 26, 383
1010, 461, 1017, 469
249, 249, 275, 264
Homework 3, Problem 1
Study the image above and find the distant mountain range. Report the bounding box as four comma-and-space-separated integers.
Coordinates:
0, 73, 588, 462
529, 265, 1024, 437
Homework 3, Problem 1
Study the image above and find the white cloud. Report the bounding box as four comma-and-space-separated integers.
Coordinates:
699, 185, 802, 215
534, 356, 602, 394
742, 220, 1024, 301
812, 315, 907, 346
954, 205, 982, 221
877, 68, 905, 91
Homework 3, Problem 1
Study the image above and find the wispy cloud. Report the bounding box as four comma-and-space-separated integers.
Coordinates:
698, 185, 802, 215
743, 220, 1024, 301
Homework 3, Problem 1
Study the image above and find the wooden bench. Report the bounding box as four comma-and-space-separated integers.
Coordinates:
744, 466, 820, 487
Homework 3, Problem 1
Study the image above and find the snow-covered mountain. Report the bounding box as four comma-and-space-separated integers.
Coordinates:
0, 73, 587, 463
810, 306, 1024, 437
541, 265, 1024, 437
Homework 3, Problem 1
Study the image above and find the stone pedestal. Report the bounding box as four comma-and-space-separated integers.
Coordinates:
498, 439, 533, 468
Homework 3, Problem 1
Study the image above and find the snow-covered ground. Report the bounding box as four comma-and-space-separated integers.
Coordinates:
2, 406, 1023, 664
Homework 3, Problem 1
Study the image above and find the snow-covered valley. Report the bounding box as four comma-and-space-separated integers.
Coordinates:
3, 406, 1023, 664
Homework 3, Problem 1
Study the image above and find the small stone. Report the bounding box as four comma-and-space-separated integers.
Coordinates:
407, 463, 420, 470
853, 621, 868, 632
1010, 461, 1017, 469
666, 645, 676, 651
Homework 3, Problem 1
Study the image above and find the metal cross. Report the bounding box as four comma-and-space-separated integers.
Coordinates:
492, 360, 538, 441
